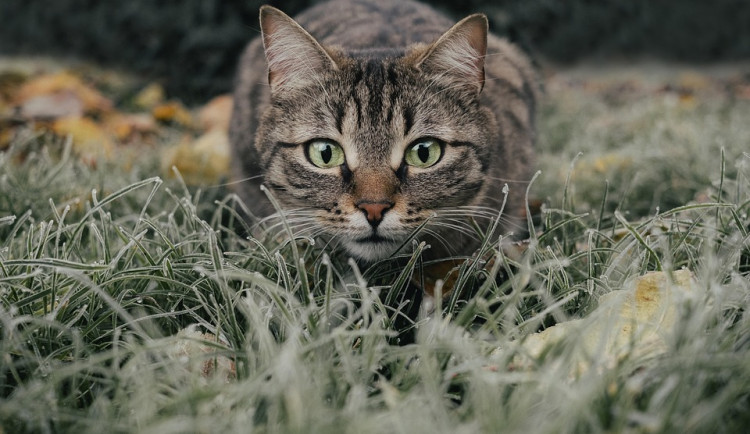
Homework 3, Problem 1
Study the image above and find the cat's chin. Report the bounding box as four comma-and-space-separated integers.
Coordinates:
342, 237, 403, 263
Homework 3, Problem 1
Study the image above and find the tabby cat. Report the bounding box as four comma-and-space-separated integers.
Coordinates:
229, 0, 538, 264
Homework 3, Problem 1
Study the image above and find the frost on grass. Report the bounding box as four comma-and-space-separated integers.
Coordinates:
1, 62, 750, 433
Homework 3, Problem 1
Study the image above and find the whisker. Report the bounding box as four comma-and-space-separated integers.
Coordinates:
436, 208, 501, 218
256, 209, 319, 225
262, 217, 318, 233
433, 207, 527, 233
212, 174, 265, 188
427, 220, 480, 239
481, 175, 534, 184
266, 219, 320, 238
268, 221, 318, 237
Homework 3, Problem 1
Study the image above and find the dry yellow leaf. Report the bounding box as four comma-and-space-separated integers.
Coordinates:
565, 153, 634, 182
122, 325, 235, 385
677, 71, 711, 92
0, 127, 13, 150
14, 71, 112, 114
678, 93, 697, 109
0, 70, 27, 101
166, 326, 236, 381
52, 116, 114, 163
592, 153, 632, 173
104, 112, 157, 142
18, 91, 84, 119
161, 129, 230, 184
198, 94, 233, 132
507, 269, 695, 375
133, 83, 165, 109
152, 101, 193, 127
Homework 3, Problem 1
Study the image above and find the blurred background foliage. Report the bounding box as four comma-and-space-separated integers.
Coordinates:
1, 0, 749, 101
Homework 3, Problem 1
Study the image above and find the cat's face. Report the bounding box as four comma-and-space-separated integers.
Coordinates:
255, 7, 496, 262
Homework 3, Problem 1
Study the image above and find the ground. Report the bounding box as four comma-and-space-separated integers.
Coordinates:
1, 56, 749, 433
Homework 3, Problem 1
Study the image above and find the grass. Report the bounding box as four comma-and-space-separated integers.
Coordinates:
1, 64, 750, 433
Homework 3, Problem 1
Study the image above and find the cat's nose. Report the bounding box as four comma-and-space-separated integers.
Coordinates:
357, 201, 393, 226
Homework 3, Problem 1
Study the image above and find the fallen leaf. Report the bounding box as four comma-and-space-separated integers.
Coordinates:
198, 94, 233, 132
568, 153, 633, 181
0, 70, 27, 100
104, 112, 157, 142
14, 71, 112, 114
506, 269, 695, 375
736, 84, 750, 100
152, 101, 193, 127
17, 90, 84, 119
161, 129, 230, 184
52, 116, 114, 163
166, 325, 236, 381
678, 71, 711, 92
678, 92, 697, 109
0, 127, 13, 150
133, 83, 165, 109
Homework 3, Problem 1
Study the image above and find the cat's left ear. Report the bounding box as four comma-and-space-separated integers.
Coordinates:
416, 14, 488, 94
259, 5, 338, 92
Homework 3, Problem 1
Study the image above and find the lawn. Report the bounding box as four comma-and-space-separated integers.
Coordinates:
1, 60, 749, 433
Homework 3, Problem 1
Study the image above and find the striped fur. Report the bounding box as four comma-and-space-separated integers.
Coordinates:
229, 0, 539, 262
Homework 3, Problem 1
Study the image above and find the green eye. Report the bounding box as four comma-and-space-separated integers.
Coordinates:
405, 139, 442, 168
307, 140, 345, 168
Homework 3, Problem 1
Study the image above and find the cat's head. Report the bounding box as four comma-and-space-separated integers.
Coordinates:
255, 6, 499, 262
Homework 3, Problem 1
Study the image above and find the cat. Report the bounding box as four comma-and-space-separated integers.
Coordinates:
229, 0, 538, 265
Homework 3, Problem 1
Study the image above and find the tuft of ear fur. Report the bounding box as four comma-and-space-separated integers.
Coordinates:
416, 14, 488, 94
259, 5, 338, 92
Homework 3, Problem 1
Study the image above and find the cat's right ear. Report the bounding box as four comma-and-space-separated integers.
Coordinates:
415, 14, 488, 94
259, 5, 338, 92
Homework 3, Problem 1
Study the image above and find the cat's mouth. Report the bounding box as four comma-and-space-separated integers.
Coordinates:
345, 231, 404, 262
354, 234, 392, 244
341, 222, 415, 260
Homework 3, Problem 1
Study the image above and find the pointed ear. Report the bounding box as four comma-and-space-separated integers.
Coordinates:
259, 5, 338, 92
416, 14, 488, 94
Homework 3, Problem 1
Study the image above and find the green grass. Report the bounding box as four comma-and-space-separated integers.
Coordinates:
2, 66, 750, 433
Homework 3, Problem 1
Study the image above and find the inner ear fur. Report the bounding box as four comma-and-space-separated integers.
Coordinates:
415, 14, 488, 94
259, 5, 339, 91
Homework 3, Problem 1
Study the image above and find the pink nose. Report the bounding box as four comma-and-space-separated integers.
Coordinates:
357, 202, 392, 224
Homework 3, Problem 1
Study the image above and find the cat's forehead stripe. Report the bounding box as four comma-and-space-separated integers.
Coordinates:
340, 59, 395, 167
403, 105, 414, 137
339, 100, 360, 169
